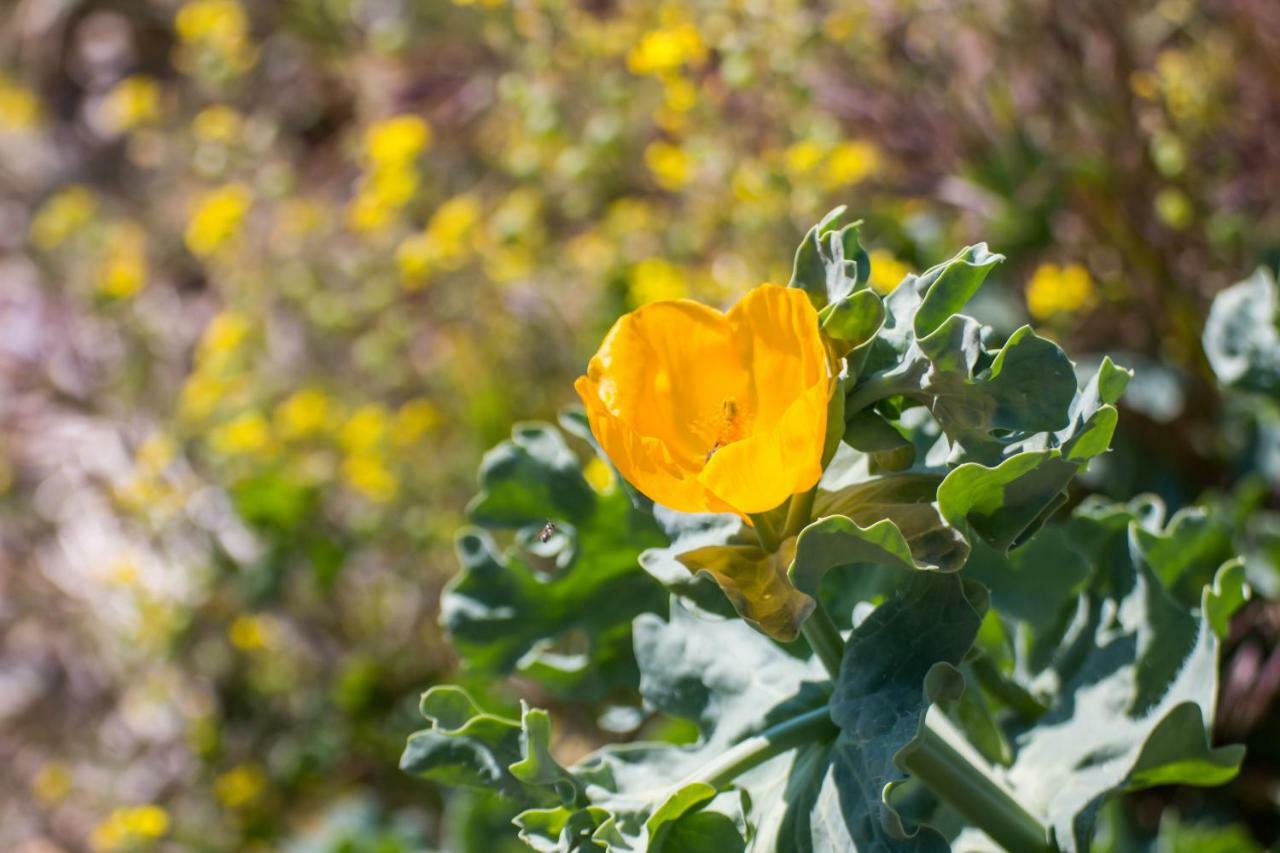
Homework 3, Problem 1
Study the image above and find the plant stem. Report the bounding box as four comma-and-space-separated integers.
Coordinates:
783, 486, 817, 538
800, 605, 845, 678
902, 709, 1054, 853
685, 706, 837, 790
748, 512, 783, 553
844, 369, 912, 417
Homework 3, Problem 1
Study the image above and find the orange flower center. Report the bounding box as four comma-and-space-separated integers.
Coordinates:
702, 397, 751, 465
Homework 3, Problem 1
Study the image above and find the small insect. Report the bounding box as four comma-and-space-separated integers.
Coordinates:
537, 522, 557, 543
705, 441, 723, 464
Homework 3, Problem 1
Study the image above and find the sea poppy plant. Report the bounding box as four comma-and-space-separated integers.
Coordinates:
575, 284, 832, 518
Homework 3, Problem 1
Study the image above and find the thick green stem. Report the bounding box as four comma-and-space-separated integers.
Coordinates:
844, 369, 911, 417
903, 709, 1054, 853
783, 487, 817, 538
685, 706, 836, 790
748, 512, 783, 553
800, 606, 845, 678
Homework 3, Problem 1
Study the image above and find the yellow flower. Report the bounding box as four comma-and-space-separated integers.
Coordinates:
101, 75, 161, 132
91, 804, 169, 851
867, 249, 910, 296
215, 763, 266, 809
627, 23, 707, 76
629, 258, 688, 306
396, 233, 433, 287
227, 614, 275, 650
0, 75, 42, 131
30, 186, 96, 250
583, 457, 616, 494
98, 222, 148, 299
425, 194, 481, 268
186, 183, 252, 257
342, 453, 398, 502
197, 310, 251, 366
393, 399, 440, 447
645, 140, 692, 191
193, 104, 243, 143
576, 285, 831, 517
340, 404, 390, 453
825, 139, 881, 187
33, 762, 73, 804
176, 0, 249, 47
784, 140, 825, 177
365, 115, 432, 167
1025, 263, 1096, 321
174, 0, 256, 73
208, 411, 272, 457
274, 389, 332, 439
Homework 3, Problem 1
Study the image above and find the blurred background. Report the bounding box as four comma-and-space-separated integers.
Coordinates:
2, 0, 1279, 850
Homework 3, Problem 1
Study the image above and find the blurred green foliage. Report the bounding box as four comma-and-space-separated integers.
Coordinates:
1, 0, 1279, 850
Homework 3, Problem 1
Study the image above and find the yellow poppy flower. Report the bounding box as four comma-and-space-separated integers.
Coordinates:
575, 284, 831, 518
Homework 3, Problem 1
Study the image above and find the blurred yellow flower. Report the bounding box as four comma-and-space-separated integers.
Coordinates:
342, 453, 398, 502
186, 183, 252, 257
583, 457, 616, 494
1155, 186, 1193, 230
175, 0, 256, 73
394, 399, 440, 447
193, 104, 243, 143
645, 140, 692, 191
102, 75, 161, 132
365, 115, 432, 167
209, 411, 273, 457
340, 404, 390, 453
33, 762, 73, 805
137, 433, 177, 473
98, 222, 148, 300
215, 763, 266, 809
629, 257, 688, 305
30, 186, 97, 250
0, 74, 42, 131
228, 614, 275, 651
198, 310, 251, 365
1025, 263, 1096, 321
423, 194, 482, 268
91, 804, 169, 852
275, 389, 332, 440
576, 285, 831, 517
784, 140, 825, 177
662, 76, 698, 113
867, 249, 910, 295
627, 23, 707, 75
396, 233, 433, 288
826, 139, 881, 187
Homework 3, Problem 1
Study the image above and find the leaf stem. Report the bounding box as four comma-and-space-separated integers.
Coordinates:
903, 709, 1054, 852
844, 369, 912, 417
748, 512, 783, 553
800, 603, 845, 678
783, 487, 817, 538
686, 706, 837, 790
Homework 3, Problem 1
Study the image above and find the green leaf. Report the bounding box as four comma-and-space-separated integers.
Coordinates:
979, 499, 1247, 852
826, 573, 982, 850
789, 207, 871, 309
467, 422, 597, 527
820, 290, 885, 356
912, 244, 1005, 339
442, 421, 666, 699
1203, 267, 1280, 395
400, 687, 551, 802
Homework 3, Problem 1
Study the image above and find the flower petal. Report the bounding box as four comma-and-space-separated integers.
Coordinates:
587, 300, 746, 468
727, 285, 828, 431
698, 375, 830, 514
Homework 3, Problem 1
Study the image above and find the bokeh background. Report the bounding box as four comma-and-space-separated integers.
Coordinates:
2, 0, 1279, 850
